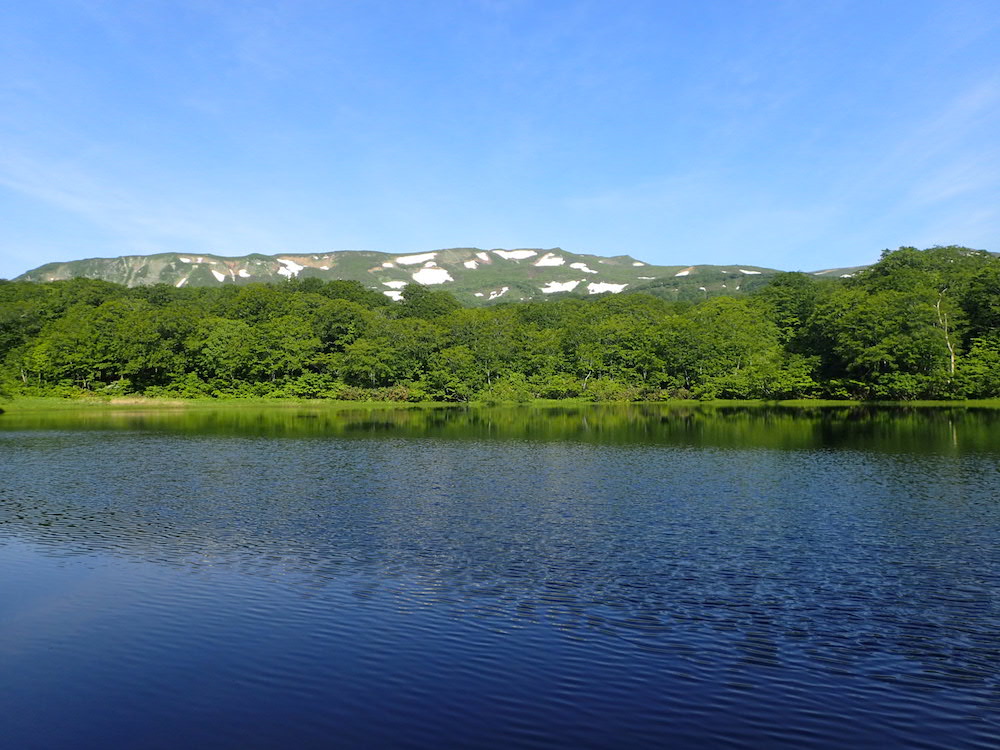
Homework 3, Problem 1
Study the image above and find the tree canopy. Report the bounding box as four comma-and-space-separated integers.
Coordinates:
1, 247, 998, 402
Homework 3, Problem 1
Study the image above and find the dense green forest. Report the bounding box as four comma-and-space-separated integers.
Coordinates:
1, 246, 998, 402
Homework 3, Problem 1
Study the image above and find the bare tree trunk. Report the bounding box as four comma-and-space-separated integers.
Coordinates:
936, 294, 956, 375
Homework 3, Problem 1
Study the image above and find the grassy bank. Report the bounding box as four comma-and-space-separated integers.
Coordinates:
5, 395, 1000, 415
0, 396, 456, 413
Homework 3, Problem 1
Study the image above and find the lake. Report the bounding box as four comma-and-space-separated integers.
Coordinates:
1, 404, 998, 748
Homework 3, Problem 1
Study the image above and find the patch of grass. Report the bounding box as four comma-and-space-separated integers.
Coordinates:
0, 396, 458, 413
5, 395, 1000, 416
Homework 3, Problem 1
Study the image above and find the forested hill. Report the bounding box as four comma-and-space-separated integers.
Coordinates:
1, 246, 998, 402
14, 247, 856, 306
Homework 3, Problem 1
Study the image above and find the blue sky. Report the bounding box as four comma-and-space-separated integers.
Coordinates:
2, 0, 998, 279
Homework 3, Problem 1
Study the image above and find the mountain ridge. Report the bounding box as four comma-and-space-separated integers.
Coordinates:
14, 248, 868, 305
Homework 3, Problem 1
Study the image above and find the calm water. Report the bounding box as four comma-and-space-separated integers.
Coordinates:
1, 405, 998, 749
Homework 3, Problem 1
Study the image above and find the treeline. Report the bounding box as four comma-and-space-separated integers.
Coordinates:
1, 246, 998, 402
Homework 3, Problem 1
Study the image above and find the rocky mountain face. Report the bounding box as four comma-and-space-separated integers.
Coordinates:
15, 248, 865, 305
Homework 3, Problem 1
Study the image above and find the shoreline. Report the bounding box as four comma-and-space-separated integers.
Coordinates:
4, 395, 1000, 414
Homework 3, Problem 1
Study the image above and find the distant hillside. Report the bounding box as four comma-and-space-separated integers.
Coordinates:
15, 248, 848, 304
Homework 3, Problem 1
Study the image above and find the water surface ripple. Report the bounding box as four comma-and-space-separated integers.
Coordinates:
1, 406, 998, 748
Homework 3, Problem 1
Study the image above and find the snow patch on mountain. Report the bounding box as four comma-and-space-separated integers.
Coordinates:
535, 253, 565, 267
277, 258, 304, 277
541, 280, 581, 293
588, 282, 627, 294
494, 249, 537, 260
396, 252, 438, 265
411, 266, 453, 284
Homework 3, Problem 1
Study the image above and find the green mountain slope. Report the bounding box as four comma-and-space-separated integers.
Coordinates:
14, 248, 838, 304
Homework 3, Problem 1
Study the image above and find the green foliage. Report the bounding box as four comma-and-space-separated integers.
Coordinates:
398, 284, 462, 319
962, 265, 1000, 338
312, 299, 373, 352
2, 246, 998, 402
752, 272, 822, 348
956, 334, 1000, 398
584, 378, 642, 402
279, 372, 343, 399
426, 346, 482, 401
532, 373, 583, 399
476, 372, 534, 404
799, 245, 1000, 398
339, 337, 402, 387
330, 281, 389, 306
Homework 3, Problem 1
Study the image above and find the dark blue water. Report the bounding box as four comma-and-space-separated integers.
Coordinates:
1, 406, 998, 748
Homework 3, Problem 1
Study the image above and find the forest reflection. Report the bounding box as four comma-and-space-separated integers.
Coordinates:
2, 403, 996, 454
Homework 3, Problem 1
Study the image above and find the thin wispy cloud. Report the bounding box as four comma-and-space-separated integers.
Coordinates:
0, 145, 279, 258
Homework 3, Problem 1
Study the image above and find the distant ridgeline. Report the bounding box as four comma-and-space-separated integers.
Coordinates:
15, 247, 866, 306
2, 245, 998, 402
